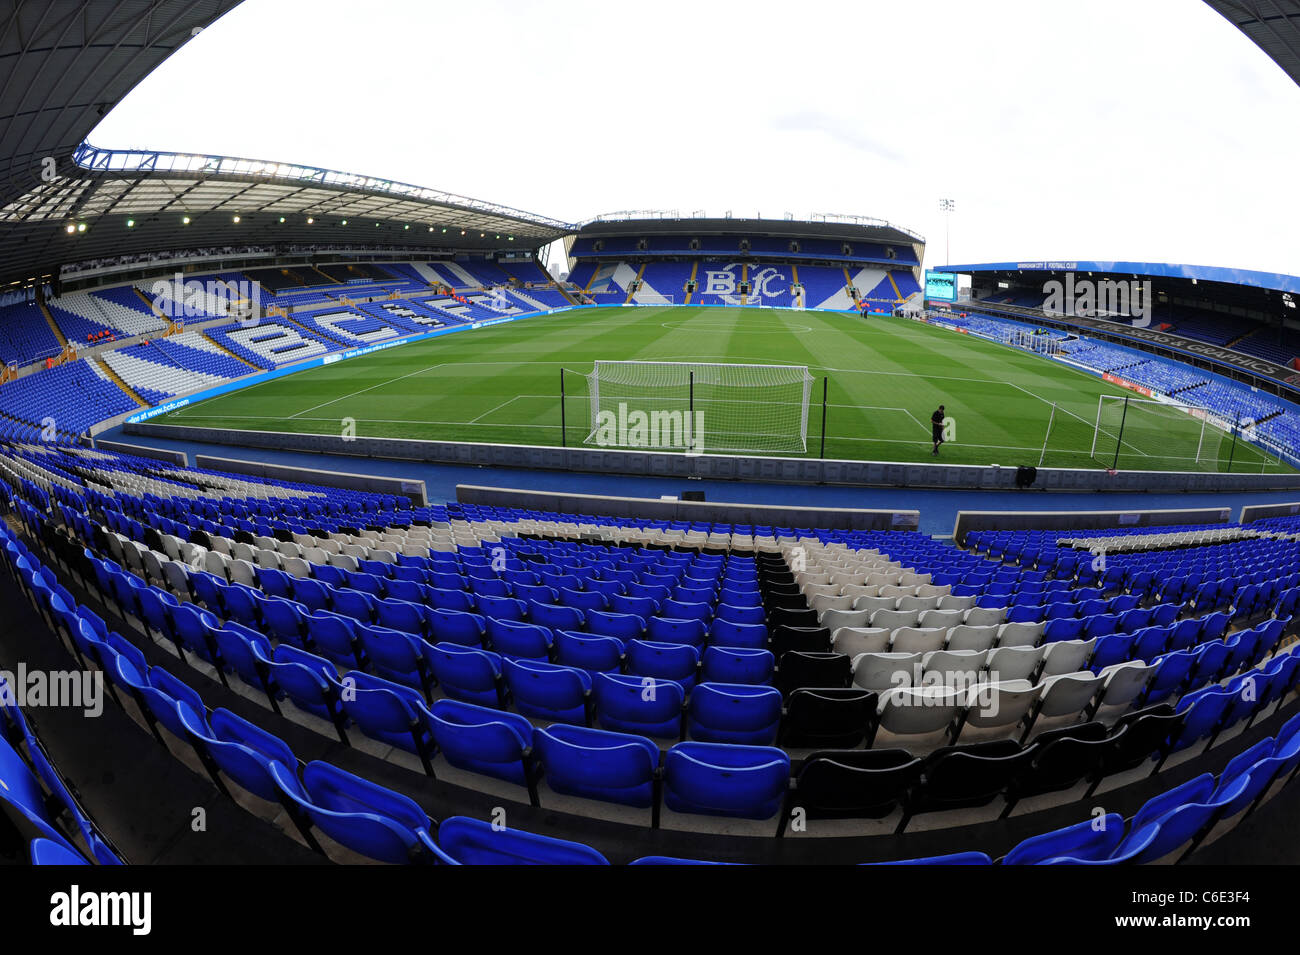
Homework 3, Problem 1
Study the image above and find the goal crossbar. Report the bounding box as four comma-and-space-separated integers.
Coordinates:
584, 360, 815, 454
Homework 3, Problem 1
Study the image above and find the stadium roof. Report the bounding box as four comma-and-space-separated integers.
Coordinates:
0, 143, 573, 285
0, 1, 240, 209
1205, 0, 1300, 88
0, 0, 571, 286
938, 260, 1300, 296
577, 214, 924, 246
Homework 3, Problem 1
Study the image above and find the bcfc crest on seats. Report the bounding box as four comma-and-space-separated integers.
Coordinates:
700, 264, 789, 305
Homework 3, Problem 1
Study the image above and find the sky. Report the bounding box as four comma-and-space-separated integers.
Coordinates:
89, 0, 1300, 275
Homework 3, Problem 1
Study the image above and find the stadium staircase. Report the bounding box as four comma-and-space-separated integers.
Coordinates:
193, 329, 260, 370
740, 264, 749, 306
1252, 408, 1287, 427
887, 272, 903, 302
552, 282, 581, 307
442, 261, 485, 290
843, 267, 860, 307
131, 286, 175, 327
624, 265, 646, 305
685, 262, 698, 304
37, 300, 68, 349
93, 357, 148, 407
1226, 329, 1255, 349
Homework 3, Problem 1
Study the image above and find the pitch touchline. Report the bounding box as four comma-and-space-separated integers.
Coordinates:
165, 410, 1235, 462
161, 412, 1054, 453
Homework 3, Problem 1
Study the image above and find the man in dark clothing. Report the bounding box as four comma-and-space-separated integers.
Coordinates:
931, 404, 946, 455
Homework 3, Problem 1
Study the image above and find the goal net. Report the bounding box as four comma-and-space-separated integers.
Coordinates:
584, 360, 815, 454
628, 291, 675, 306
1090, 394, 1235, 471
1006, 329, 1063, 356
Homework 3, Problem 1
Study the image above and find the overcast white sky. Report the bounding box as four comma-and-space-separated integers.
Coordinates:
90, 0, 1300, 275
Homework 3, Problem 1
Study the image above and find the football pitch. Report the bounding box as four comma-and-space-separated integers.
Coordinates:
160, 306, 1288, 473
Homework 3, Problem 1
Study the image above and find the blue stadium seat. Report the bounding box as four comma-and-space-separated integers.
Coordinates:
375, 598, 427, 636
687, 682, 783, 745
435, 815, 608, 865
710, 618, 768, 649
586, 609, 646, 641
256, 593, 305, 644
593, 672, 685, 739
626, 639, 700, 690
427, 699, 537, 799
179, 704, 299, 803
554, 630, 625, 673
610, 593, 660, 618
425, 643, 505, 708
663, 741, 789, 819
476, 595, 527, 622
528, 602, 585, 632
646, 615, 709, 646
427, 587, 476, 612
560, 587, 608, 613
338, 671, 436, 774
270, 760, 436, 864
304, 609, 366, 669
30, 837, 90, 865
715, 603, 765, 626
428, 608, 486, 647
701, 646, 775, 685
356, 622, 432, 697
1003, 813, 1125, 865
264, 644, 349, 742
486, 618, 554, 660
503, 658, 592, 724
534, 723, 661, 816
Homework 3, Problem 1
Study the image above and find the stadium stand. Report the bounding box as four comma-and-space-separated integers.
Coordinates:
149, 332, 255, 380
796, 265, 852, 309
633, 261, 695, 303
99, 345, 230, 405
0, 361, 139, 441
950, 310, 1300, 457
0, 301, 63, 367
2, 441, 1297, 865
203, 321, 332, 370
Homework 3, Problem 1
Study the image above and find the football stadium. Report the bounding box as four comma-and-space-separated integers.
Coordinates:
2, 0, 1300, 902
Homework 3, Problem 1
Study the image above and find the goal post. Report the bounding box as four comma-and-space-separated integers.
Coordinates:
628, 292, 675, 306
1090, 394, 1235, 471
1005, 328, 1062, 356
584, 360, 815, 454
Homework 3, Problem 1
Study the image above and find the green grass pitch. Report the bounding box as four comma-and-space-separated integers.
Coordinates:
160, 306, 1288, 473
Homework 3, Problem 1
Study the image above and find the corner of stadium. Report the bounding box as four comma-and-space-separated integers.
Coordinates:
3, 0, 1300, 905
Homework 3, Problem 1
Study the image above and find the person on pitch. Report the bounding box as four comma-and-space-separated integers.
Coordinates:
931, 404, 946, 456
